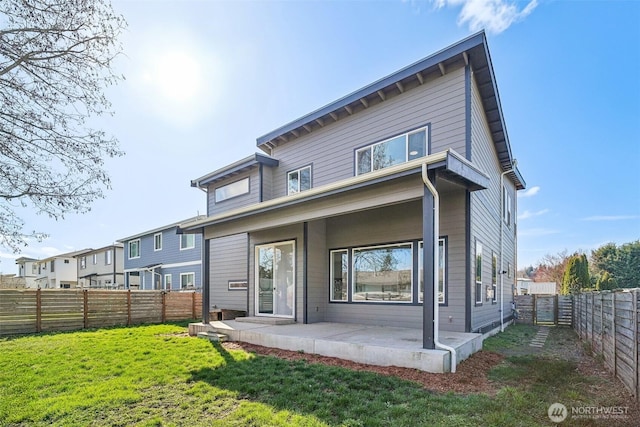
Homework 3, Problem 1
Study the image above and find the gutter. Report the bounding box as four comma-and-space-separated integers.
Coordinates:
421, 163, 457, 373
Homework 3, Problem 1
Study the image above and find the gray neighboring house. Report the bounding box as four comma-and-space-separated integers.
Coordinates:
181, 31, 525, 349
75, 244, 124, 289
117, 217, 206, 291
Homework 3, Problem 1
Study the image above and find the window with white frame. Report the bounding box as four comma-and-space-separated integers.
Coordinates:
180, 272, 195, 289
164, 274, 172, 290
154, 233, 162, 251
418, 239, 446, 304
287, 165, 311, 195
92, 254, 97, 265
80, 257, 86, 269
330, 250, 349, 301
50, 260, 55, 272
503, 187, 512, 227
105, 250, 112, 265
355, 127, 428, 175
353, 243, 413, 302
475, 240, 483, 304
129, 240, 140, 259
228, 280, 248, 290
180, 234, 195, 250
491, 252, 498, 303
214, 177, 249, 202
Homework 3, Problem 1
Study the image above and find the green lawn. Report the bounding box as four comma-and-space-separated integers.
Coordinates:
0, 323, 630, 426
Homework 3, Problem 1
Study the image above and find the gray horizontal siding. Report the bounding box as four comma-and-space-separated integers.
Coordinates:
306, 219, 327, 324
469, 72, 516, 332
268, 66, 466, 200
123, 228, 202, 270
210, 234, 248, 312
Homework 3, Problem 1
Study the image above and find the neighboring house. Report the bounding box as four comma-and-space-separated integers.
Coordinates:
117, 217, 206, 291
76, 244, 125, 289
181, 31, 525, 349
516, 279, 557, 295
15, 257, 39, 288
35, 249, 92, 289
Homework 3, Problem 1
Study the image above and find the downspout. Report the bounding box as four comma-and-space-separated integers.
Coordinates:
421, 163, 457, 373
499, 160, 517, 332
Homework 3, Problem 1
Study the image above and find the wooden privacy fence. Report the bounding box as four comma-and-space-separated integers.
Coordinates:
574, 289, 640, 400
514, 294, 573, 326
0, 289, 202, 336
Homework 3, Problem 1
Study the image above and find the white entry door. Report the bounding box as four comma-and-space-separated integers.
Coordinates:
256, 241, 295, 317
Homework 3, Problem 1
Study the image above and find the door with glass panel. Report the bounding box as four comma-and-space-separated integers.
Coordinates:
256, 241, 295, 317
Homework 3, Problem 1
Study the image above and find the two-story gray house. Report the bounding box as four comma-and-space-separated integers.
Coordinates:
181, 32, 525, 352
118, 217, 205, 290
76, 244, 124, 289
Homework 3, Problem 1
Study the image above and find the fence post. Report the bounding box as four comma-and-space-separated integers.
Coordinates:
192, 292, 197, 320
36, 288, 41, 333
127, 290, 132, 326
591, 292, 595, 347
554, 295, 559, 326
83, 290, 88, 329
161, 291, 166, 323
533, 295, 537, 325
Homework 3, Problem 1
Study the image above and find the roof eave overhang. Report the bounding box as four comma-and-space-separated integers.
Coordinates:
191, 153, 279, 189
179, 149, 488, 233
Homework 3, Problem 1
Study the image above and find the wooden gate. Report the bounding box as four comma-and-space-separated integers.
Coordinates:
515, 295, 573, 326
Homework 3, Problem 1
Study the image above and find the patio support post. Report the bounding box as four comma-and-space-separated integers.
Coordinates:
202, 238, 210, 324
422, 171, 436, 350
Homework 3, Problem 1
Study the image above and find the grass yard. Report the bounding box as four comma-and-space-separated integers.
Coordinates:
0, 323, 636, 426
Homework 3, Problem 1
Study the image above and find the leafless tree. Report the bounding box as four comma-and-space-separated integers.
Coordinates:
0, 0, 126, 252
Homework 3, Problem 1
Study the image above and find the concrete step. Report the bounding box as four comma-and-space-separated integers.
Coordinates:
197, 331, 228, 342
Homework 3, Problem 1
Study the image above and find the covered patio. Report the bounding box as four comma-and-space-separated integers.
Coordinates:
189, 319, 483, 373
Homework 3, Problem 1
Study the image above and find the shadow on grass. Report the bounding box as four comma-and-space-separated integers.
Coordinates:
188, 342, 469, 426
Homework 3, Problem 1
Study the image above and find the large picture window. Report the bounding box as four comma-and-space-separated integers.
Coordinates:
287, 166, 311, 195
215, 177, 249, 202
353, 243, 413, 303
418, 239, 446, 304
330, 250, 348, 301
355, 127, 428, 175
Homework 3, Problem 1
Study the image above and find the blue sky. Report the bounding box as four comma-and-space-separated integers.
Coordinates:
1, 0, 639, 273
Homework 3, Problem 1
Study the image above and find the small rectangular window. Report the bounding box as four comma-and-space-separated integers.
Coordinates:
105, 250, 112, 265
129, 240, 140, 259
491, 252, 498, 303
228, 280, 248, 290
475, 240, 483, 304
215, 177, 249, 202
154, 233, 162, 251
164, 274, 172, 290
503, 187, 512, 226
92, 254, 97, 265
330, 250, 348, 301
180, 234, 195, 250
287, 166, 312, 195
50, 260, 55, 272
80, 257, 86, 269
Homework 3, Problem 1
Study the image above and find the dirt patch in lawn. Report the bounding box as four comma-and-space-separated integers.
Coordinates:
222, 341, 504, 395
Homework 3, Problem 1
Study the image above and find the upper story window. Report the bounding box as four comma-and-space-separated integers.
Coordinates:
154, 233, 162, 251
92, 254, 97, 265
214, 177, 249, 203
105, 250, 112, 265
475, 240, 483, 304
50, 260, 55, 272
80, 257, 86, 269
502, 187, 512, 226
355, 127, 428, 175
180, 234, 195, 250
287, 165, 311, 195
129, 239, 140, 259
31, 264, 37, 274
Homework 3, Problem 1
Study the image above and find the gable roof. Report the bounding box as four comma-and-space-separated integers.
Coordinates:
256, 30, 524, 190
116, 216, 206, 243
191, 153, 279, 189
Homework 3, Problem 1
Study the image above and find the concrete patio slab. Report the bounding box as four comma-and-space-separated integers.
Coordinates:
190, 320, 483, 373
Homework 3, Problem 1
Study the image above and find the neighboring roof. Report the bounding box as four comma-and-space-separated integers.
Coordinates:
39, 249, 93, 262
180, 149, 488, 233
72, 243, 124, 258
15, 257, 38, 263
256, 30, 524, 190
116, 216, 207, 243
191, 153, 279, 189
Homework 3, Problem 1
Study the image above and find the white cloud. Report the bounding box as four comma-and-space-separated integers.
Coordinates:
518, 185, 540, 198
581, 215, 640, 222
434, 0, 538, 34
518, 208, 549, 220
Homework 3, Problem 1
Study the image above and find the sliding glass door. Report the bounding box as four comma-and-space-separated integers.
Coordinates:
256, 241, 295, 317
